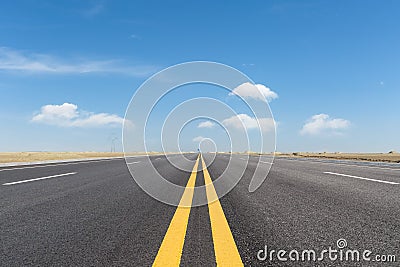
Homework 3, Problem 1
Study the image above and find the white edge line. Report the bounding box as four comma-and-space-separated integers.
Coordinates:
239, 158, 273, 164
323, 171, 399, 185
278, 157, 400, 171
0, 158, 122, 172
2, 172, 77, 186
0, 157, 124, 168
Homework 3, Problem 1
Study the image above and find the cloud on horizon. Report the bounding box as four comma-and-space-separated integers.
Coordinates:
31, 103, 131, 128
222, 114, 276, 133
197, 121, 215, 128
229, 82, 278, 102
300, 114, 350, 135
192, 136, 206, 142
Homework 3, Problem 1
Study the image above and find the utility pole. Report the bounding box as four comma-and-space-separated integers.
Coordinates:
111, 137, 118, 152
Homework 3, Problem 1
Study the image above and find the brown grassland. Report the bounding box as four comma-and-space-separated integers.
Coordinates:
0, 152, 125, 164
274, 152, 400, 163
1, 151, 399, 164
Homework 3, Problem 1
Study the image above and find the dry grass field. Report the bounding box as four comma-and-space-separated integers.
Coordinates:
275, 152, 400, 163
2, 151, 399, 164
0, 152, 125, 164
0, 152, 177, 164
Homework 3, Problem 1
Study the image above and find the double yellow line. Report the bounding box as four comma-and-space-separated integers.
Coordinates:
153, 154, 243, 266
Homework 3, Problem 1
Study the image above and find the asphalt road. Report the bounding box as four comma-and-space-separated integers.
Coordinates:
1, 154, 399, 266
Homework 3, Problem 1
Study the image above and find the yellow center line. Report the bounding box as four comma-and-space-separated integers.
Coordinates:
152, 155, 200, 267
201, 155, 244, 266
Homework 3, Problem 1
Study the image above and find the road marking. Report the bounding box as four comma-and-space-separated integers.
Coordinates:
0, 158, 122, 172
201, 155, 243, 266
278, 157, 400, 171
323, 171, 399, 185
127, 161, 140, 164
2, 172, 77, 186
153, 155, 200, 267
238, 158, 273, 165
155, 158, 162, 161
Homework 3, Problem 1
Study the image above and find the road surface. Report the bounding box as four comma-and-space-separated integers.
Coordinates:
1, 154, 399, 266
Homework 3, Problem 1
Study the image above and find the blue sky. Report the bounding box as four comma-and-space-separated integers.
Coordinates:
0, 0, 399, 152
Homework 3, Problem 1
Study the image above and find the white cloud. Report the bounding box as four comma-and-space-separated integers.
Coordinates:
222, 114, 276, 132
300, 114, 350, 135
0, 47, 156, 76
193, 136, 205, 142
197, 121, 215, 128
32, 103, 129, 128
229, 82, 278, 102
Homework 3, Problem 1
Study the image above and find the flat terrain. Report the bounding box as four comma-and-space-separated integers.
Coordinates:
0, 152, 181, 164
2, 152, 399, 164
276, 152, 400, 163
0, 152, 124, 163
1, 154, 399, 266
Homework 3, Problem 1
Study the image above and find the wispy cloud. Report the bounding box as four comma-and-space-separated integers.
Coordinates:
229, 82, 278, 102
197, 121, 215, 128
31, 103, 132, 128
82, 3, 105, 18
130, 34, 142, 40
193, 136, 206, 142
300, 114, 350, 135
0, 47, 157, 76
222, 114, 276, 133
